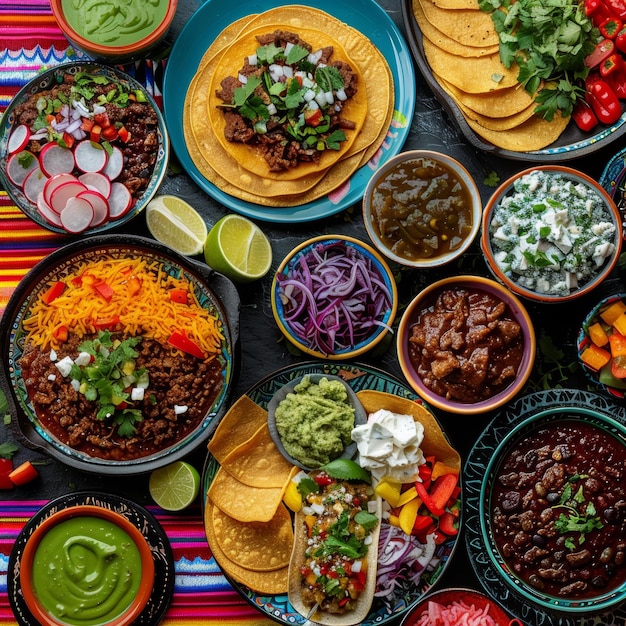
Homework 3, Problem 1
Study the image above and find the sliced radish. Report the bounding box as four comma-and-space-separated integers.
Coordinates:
74, 140, 108, 173
8, 124, 30, 154
43, 173, 79, 207
50, 180, 88, 214
78, 189, 109, 228
23, 167, 49, 204
60, 197, 94, 233
101, 145, 124, 180
108, 182, 132, 219
6, 150, 39, 187
39, 143, 75, 177
37, 194, 63, 228
78, 171, 111, 198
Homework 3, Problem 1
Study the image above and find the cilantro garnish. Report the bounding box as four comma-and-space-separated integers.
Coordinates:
552, 475, 604, 550
70, 331, 148, 437
315, 508, 378, 560
478, 0, 598, 120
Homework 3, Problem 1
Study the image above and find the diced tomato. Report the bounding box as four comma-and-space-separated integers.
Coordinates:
313, 472, 333, 486
304, 108, 323, 127
93, 281, 114, 302
81, 118, 94, 132
90, 124, 102, 143
9, 460, 39, 486
53, 325, 69, 342
42, 281, 66, 305
169, 288, 189, 304
117, 126, 131, 143
101, 125, 118, 141
93, 112, 111, 127
94, 314, 120, 330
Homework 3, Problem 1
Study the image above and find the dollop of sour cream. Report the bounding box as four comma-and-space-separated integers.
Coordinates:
351, 409, 425, 482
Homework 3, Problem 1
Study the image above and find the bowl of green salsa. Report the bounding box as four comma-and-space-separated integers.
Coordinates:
19, 504, 155, 626
50, 0, 178, 63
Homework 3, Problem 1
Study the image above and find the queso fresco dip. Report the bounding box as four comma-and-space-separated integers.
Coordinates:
488, 170, 617, 297
61, 0, 169, 47
31, 516, 143, 625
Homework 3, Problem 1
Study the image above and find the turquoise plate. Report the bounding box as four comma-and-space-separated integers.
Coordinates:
202, 361, 461, 626
163, 0, 416, 223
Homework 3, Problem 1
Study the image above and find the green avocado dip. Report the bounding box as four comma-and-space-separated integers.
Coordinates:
61, 0, 169, 47
31, 516, 143, 625
275, 375, 355, 468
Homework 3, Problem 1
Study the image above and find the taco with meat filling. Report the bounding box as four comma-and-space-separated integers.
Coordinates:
183, 5, 393, 206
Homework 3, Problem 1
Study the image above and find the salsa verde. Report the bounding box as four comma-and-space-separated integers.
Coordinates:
61, 0, 168, 47
31, 516, 143, 625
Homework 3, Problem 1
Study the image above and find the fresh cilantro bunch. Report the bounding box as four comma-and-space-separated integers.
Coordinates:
70, 331, 149, 437
479, 0, 599, 119
552, 475, 604, 550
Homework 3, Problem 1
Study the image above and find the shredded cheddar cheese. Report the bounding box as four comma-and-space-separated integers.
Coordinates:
21, 256, 225, 358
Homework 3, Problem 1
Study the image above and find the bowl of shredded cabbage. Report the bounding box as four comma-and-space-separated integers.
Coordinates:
271, 235, 398, 360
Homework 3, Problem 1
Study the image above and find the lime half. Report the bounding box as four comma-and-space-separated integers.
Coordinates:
204, 214, 272, 283
146, 195, 208, 256
149, 461, 201, 511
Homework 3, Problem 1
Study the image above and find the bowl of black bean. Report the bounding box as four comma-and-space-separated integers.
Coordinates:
479, 407, 626, 615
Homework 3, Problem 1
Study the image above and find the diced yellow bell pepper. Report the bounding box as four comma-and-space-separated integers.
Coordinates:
600, 300, 626, 325
399, 496, 421, 535
397, 486, 419, 507
388, 514, 401, 528
588, 322, 610, 347
431, 461, 460, 481
375, 479, 402, 508
282, 480, 302, 512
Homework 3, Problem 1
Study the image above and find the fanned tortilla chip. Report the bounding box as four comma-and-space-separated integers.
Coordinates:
205, 499, 289, 594
356, 390, 460, 471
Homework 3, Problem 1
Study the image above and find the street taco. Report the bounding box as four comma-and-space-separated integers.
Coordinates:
183, 5, 393, 206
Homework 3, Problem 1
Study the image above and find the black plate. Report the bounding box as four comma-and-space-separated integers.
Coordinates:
401, 0, 626, 162
0, 234, 240, 475
7, 491, 175, 626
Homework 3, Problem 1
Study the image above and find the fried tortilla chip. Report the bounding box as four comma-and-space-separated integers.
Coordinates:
431, 0, 480, 8
211, 502, 293, 571
205, 499, 289, 594
416, 0, 499, 47
208, 394, 272, 463
465, 110, 571, 151
207, 466, 286, 522
220, 422, 296, 488
356, 390, 461, 470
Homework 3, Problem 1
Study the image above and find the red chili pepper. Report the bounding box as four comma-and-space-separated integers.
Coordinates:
600, 16, 623, 38
605, 0, 626, 19
587, 78, 623, 124
572, 100, 600, 131
9, 460, 39, 486
439, 511, 459, 536
168, 330, 206, 359
617, 26, 626, 52
41, 281, 66, 305
169, 288, 189, 304
585, 38, 616, 68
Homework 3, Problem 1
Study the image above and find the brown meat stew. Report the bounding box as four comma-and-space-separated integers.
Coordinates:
408, 286, 524, 403
490, 419, 626, 599
19, 333, 223, 461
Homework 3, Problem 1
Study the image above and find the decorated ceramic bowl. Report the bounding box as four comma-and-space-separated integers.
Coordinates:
397, 275, 535, 415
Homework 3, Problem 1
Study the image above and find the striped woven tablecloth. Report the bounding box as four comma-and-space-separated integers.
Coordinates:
0, 2, 275, 625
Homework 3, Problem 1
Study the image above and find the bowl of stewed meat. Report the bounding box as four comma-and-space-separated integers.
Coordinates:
397, 275, 536, 415
480, 408, 626, 614
481, 166, 622, 303
362, 150, 482, 268
0, 234, 239, 475
0, 61, 168, 236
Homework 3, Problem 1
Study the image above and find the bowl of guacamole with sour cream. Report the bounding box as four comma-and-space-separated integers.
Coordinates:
268, 373, 367, 470
50, 0, 178, 63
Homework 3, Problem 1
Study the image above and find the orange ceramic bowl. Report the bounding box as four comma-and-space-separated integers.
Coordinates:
482, 165, 622, 304
20, 505, 155, 626
50, 0, 177, 63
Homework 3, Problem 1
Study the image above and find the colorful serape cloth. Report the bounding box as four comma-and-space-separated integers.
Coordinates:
0, 2, 276, 625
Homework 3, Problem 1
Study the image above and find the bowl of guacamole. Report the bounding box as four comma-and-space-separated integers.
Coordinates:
268, 373, 367, 470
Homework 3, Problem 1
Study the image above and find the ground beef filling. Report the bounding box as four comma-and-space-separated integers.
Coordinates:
408, 287, 524, 403
19, 334, 223, 460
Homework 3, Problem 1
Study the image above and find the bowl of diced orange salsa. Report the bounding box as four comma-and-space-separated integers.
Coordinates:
578, 293, 626, 398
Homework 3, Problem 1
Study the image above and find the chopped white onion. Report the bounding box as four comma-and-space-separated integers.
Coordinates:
247, 53, 258, 65
336, 87, 347, 101
174, 404, 188, 415
238, 73, 248, 84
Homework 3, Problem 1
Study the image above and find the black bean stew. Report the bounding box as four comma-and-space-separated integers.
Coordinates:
489, 419, 626, 599
19, 333, 223, 461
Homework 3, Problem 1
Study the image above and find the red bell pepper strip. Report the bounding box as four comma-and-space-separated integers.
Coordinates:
439, 511, 459, 536
429, 473, 460, 513
8, 460, 39, 486
600, 16, 623, 38
587, 78, 623, 124
572, 100, 599, 131
413, 514, 434, 532
415, 481, 445, 517
93, 314, 120, 331
585, 39, 615, 68
93, 281, 114, 302
167, 330, 206, 359
41, 281, 66, 305
418, 463, 432, 489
